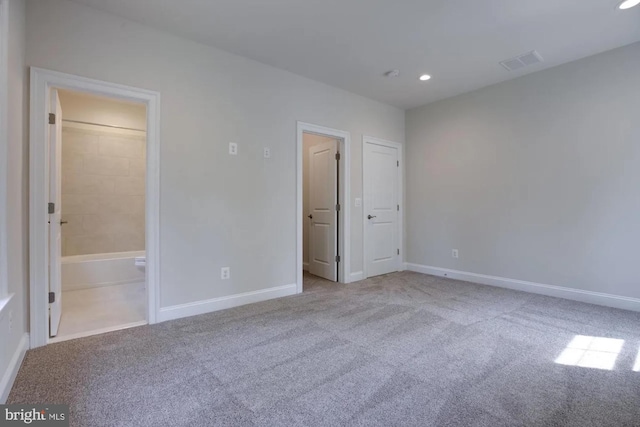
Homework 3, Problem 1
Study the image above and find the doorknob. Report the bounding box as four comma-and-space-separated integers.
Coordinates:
367, 215, 376, 220
308, 214, 313, 219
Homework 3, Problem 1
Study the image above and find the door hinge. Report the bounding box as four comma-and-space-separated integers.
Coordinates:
48, 202, 55, 214
49, 292, 55, 303
397, 160, 399, 167
49, 113, 56, 125
335, 255, 341, 263
397, 249, 400, 255
335, 152, 341, 161
397, 204, 400, 211
336, 204, 341, 212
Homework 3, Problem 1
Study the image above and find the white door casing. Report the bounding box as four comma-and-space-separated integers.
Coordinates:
308, 140, 338, 281
296, 122, 351, 292
48, 89, 63, 337
30, 67, 160, 348
0, 0, 8, 299
364, 138, 402, 278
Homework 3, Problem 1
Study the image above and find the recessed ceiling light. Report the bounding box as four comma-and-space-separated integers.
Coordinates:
419, 74, 431, 81
617, 0, 640, 9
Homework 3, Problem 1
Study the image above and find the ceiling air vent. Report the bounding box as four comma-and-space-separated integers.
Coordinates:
499, 50, 544, 71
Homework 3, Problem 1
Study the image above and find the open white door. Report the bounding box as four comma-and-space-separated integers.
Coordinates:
308, 139, 338, 281
48, 89, 63, 337
364, 140, 400, 277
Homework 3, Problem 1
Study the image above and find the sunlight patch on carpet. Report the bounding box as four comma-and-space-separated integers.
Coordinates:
555, 335, 624, 370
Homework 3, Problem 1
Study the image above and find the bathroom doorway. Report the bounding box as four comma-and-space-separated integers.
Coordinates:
48, 89, 148, 342
29, 68, 160, 348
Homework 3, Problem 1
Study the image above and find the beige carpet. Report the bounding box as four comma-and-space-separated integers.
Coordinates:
8, 271, 640, 426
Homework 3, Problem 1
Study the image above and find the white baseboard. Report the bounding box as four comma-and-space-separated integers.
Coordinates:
0, 333, 29, 404
158, 283, 297, 323
303, 262, 309, 272
405, 263, 640, 313
350, 271, 364, 282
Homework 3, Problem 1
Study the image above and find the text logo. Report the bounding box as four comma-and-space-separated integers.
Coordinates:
1, 405, 69, 427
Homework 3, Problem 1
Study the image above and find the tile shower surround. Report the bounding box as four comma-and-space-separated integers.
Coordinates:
61, 126, 146, 256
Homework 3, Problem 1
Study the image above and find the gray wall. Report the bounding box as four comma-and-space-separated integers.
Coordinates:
0, 0, 27, 402
26, 0, 405, 307
406, 42, 640, 299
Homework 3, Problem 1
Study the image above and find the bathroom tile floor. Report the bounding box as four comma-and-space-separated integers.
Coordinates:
53, 282, 147, 341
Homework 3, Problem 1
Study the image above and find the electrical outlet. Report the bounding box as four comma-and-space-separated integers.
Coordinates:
9, 310, 13, 331
221, 267, 230, 280
263, 147, 271, 158
229, 142, 238, 155
452, 249, 459, 259
354, 198, 362, 207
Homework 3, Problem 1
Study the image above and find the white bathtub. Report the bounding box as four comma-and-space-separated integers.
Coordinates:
62, 251, 146, 291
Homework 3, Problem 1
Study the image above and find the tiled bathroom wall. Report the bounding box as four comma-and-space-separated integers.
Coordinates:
61, 126, 146, 256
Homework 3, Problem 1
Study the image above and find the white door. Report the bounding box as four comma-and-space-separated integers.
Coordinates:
49, 89, 63, 337
364, 141, 400, 277
308, 140, 338, 281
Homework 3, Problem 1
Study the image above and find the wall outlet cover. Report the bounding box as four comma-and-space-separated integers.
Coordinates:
355, 198, 362, 207
264, 147, 271, 158
221, 267, 231, 279
229, 142, 238, 155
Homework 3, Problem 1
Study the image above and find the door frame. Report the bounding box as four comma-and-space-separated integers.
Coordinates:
29, 67, 161, 348
0, 0, 8, 299
296, 122, 351, 292
362, 135, 404, 279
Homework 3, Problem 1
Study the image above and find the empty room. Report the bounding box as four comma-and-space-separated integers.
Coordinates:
1, 0, 639, 426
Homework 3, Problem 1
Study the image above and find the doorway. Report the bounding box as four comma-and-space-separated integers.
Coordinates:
303, 133, 339, 281
29, 68, 160, 348
363, 136, 403, 278
47, 88, 148, 341
296, 122, 351, 292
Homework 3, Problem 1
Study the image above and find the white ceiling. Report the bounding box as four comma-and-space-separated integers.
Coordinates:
70, 0, 640, 109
